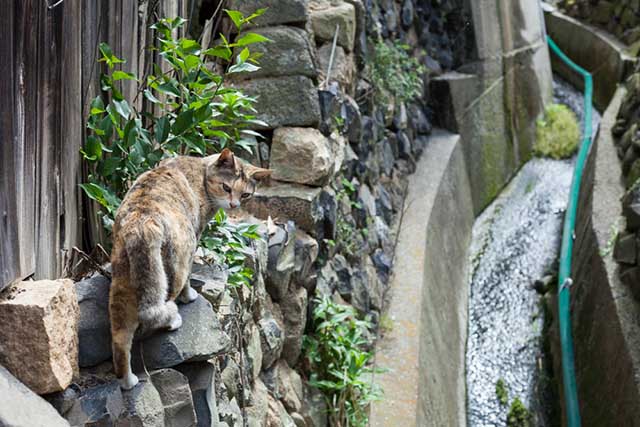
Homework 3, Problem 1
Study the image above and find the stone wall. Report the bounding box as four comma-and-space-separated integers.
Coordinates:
559, 0, 640, 46
0, 0, 445, 426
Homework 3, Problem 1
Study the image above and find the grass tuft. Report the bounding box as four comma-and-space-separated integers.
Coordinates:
534, 103, 580, 159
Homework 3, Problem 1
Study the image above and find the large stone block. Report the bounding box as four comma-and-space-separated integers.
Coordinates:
176, 361, 220, 427
132, 296, 231, 370
0, 365, 70, 427
317, 43, 355, 91
76, 275, 111, 367
227, 0, 309, 27
266, 221, 297, 301
151, 368, 197, 427
271, 127, 334, 186
310, 2, 356, 51
0, 279, 79, 394
72, 378, 166, 427
245, 182, 336, 239
234, 27, 316, 80
280, 285, 308, 366
231, 76, 320, 129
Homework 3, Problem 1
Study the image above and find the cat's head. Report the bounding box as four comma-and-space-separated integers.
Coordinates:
205, 148, 271, 210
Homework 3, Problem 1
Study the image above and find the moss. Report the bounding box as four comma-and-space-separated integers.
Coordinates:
496, 378, 508, 406
507, 397, 531, 427
534, 104, 580, 159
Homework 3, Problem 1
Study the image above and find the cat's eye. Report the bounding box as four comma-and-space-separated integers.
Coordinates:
241, 193, 252, 199
222, 183, 231, 193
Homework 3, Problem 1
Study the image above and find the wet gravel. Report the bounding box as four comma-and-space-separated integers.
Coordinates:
465, 77, 601, 426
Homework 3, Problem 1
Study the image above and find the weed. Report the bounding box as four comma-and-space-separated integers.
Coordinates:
507, 397, 531, 427
368, 39, 425, 104
496, 378, 508, 406
303, 296, 382, 427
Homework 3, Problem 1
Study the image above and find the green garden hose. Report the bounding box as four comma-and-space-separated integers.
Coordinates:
547, 35, 593, 427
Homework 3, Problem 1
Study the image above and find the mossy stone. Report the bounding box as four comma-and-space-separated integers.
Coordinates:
534, 104, 580, 160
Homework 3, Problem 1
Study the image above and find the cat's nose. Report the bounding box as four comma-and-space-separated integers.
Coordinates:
230, 201, 239, 209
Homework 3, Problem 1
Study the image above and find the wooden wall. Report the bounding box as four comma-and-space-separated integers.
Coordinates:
0, 0, 189, 289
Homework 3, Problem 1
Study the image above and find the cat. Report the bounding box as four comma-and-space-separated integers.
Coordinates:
109, 148, 270, 389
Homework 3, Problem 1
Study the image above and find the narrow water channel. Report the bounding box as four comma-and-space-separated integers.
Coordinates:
465, 77, 601, 426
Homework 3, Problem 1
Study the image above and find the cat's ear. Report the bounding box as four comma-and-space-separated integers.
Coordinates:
215, 148, 235, 169
247, 166, 272, 182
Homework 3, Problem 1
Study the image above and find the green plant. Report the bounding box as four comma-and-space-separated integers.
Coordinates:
495, 378, 508, 406
534, 103, 580, 160
81, 10, 268, 231
200, 208, 260, 288
330, 178, 364, 258
507, 397, 531, 427
303, 296, 382, 427
369, 39, 425, 104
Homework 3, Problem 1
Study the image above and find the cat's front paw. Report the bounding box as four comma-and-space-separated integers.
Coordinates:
178, 286, 198, 304
119, 372, 139, 390
168, 313, 183, 331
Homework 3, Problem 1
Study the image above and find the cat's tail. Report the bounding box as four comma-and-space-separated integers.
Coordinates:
125, 218, 178, 334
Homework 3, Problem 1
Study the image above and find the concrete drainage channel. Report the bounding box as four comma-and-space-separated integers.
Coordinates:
372, 4, 639, 427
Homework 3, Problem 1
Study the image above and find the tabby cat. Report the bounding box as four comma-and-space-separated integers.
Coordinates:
109, 148, 270, 389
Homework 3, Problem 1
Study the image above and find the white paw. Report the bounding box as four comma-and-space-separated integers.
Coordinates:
119, 372, 139, 390
168, 313, 183, 331
179, 287, 198, 304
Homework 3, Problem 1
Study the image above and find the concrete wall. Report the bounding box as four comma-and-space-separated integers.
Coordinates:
370, 130, 474, 427
544, 7, 635, 111
569, 86, 640, 426
432, 0, 553, 215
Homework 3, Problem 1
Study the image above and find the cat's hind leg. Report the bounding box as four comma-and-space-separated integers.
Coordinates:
166, 238, 198, 304
110, 280, 140, 390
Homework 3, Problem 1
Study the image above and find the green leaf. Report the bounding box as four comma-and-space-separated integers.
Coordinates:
184, 54, 201, 71
239, 47, 250, 62
144, 89, 161, 104
156, 116, 170, 143
203, 45, 233, 61
179, 39, 201, 54
156, 82, 181, 97
82, 136, 103, 161
112, 99, 131, 119
225, 10, 244, 30
112, 70, 138, 81
98, 42, 125, 68
171, 110, 194, 135
235, 32, 270, 47
228, 60, 259, 74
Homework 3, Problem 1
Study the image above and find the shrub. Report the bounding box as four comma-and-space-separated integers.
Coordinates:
495, 378, 508, 406
534, 103, 580, 159
369, 39, 425, 104
303, 297, 382, 427
81, 11, 268, 232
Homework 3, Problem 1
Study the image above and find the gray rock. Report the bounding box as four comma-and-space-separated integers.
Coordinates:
231, 76, 320, 129
316, 262, 338, 296
245, 378, 269, 427
132, 296, 231, 370
401, 0, 414, 28
371, 248, 392, 282
266, 221, 297, 301
258, 312, 285, 370
76, 274, 112, 367
151, 368, 197, 427
221, 358, 242, 400
317, 43, 355, 91
192, 263, 228, 309
218, 397, 243, 427
300, 384, 327, 427
614, 232, 638, 265
260, 359, 303, 413
623, 184, 640, 231
246, 322, 263, 381
233, 26, 316, 80
245, 182, 336, 239
65, 376, 164, 427
310, 2, 357, 51
280, 285, 309, 366
227, 0, 309, 27
271, 128, 334, 186
380, 138, 395, 176
0, 365, 70, 427
175, 362, 220, 427
293, 230, 319, 288
358, 184, 376, 219
266, 393, 297, 427
375, 184, 394, 224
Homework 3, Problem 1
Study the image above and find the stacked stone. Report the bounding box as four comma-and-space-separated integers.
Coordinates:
611, 73, 640, 300
0, 0, 445, 426
562, 0, 640, 47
